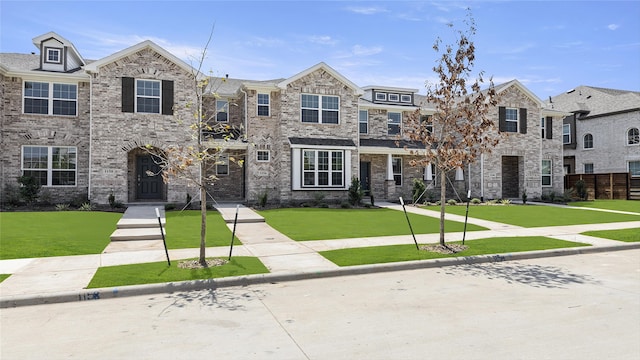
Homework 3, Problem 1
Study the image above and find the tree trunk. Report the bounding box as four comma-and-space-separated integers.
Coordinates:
199, 165, 207, 266
439, 169, 447, 246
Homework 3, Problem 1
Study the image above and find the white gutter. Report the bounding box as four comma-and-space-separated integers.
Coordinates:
480, 153, 484, 200
87, 72, 93, 201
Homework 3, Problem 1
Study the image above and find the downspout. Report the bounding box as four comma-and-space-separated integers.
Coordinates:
88, 71, 93, 202
240, 87, 248, 201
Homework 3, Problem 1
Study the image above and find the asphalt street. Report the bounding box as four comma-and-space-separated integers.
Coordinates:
2, 249, 639, 360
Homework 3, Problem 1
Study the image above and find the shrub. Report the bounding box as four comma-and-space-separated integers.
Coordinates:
258, 190, 268, 208
471, 198, 481, 204
447, 199, 457, 205
55, 203, 71, 211
500, 199, 512, 205
522, 190, 528, 205
412, 178, 426, 204
574, 179, 587, 200
340, 201, 351, 209
2, 183, 21, 207
79, 202, 93, 211
348, 177, 363, 206
17, 175, 41, 204
370, 193, 375, 207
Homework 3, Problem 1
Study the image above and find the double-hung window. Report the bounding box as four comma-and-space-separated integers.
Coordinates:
216, 154, 229, 175
22, 146, 77, 186
421, 115, 433, 134
24, 81, 77, 116
388, 112, 401, 135
541, 117, 546, 139
504, 108, 518, 132
563, 124, 571, 144
359, 110, 368, 134
541, 159, 552, 186
136, 80, 161, 113
301, 94, 339, 124
584, 163, 594, 174
302, 150, 344, 187
216, 100, 229, 122
392, 157, 402, 185
257, 93, 270, 116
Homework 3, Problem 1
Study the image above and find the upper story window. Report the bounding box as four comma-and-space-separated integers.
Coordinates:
45, 48, 61, 64
401, 94, 412, 103
136, 80, 161, 113
122, 77, 173, 115
388, 112, 401, 135
301, 94, 339, 124
257, 93, 270, 116
420, 115, 433, 134
499, 107, 527, 134
22, 145, 77, 186
24, 81, 77, 116
583, 133, 594, 149
359, 110, 368, 134
216, 99, 229, 122
375, 92, 387, 101
628, 128, 639, 145
388, 94, 399, 102
540, 117, 546, 138
562, 124, 571, 144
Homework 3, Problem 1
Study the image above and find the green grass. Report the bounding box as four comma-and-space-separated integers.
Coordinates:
0, 211, 121, 259
0, 274, 10, 283
582, 228, 640, 242
87, 256, 268, 288
165, 210, 239, 249
423, 204, 640, 227
569, 200, 640, 213
320, 237, 590, 266
257, 207, 486, 241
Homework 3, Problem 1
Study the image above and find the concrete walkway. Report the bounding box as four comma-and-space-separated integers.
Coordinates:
1, 202, 639, 306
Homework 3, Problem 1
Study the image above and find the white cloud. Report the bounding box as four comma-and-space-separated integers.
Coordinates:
352, 44, 383, 56
607, 24, 620, 30
308, 35, 338, 46
345, 6, 388, 15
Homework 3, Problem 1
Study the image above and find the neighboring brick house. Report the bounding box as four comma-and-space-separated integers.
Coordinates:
1, 32, 568, 206
545, 86, 640, 178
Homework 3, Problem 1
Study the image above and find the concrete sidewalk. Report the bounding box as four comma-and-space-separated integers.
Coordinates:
1, 202, 639, 307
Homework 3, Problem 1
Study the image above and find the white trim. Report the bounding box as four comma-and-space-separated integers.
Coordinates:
277, 62, 364, 96
257, 92, 270, 117
23, 80, 78, 116
135, 79, 161, 114
291, 148, 351, 190
256, 150, 270, 162
541, 159, 552, 187
45, 47, 62, 64
562, 123, 571, 144
21, 145, 78, 187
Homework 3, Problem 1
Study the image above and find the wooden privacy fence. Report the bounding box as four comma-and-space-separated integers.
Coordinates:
565, 173, 640, 200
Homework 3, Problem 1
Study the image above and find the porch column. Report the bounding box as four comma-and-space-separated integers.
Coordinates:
386, 153, 394, 180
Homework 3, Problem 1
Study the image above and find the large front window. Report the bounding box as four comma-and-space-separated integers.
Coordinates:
301, 94, 339, 124
303, 150, 344, 187
388, 112, 401, 135
24, 81, 77, 116
542, 159, 552, 187
22, 146, 77, 186
136, 80, 160, 113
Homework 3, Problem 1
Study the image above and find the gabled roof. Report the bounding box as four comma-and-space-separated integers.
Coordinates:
277, 62, 364, 96
84, 40, 200, 77
32, 31, 86, 66
494, 79, 544, 107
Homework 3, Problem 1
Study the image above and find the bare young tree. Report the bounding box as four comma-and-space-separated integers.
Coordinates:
145, 31, 243, 266
404, 10, 501, 247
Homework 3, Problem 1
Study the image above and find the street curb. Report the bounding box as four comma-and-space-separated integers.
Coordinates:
2, 243, 639, 308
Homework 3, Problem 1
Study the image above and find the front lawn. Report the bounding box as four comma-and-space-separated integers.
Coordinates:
570, 200, 640, 213
320, 236, 590, 266
87, 256, 268, 288
0, 211, 121, 259
582, 228, 640, 242
165, 210, 239, 249
0, 274, 10, 283
423, 204, 640, 227
257, 207, 486, 241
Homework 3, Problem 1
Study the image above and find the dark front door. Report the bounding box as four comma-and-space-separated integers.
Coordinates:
136, 155, 163, 200
501, 156, 519, 198
360, 161, 371, 195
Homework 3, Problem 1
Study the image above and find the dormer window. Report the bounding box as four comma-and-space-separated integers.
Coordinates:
401, 94, 412, 103
45, 47, 62, 64
375, 92, 387, 101
388, 93, 399, 102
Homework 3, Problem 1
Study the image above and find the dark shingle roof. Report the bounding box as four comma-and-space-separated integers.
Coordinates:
289, 137, 356, 147
546, 85, 640, 117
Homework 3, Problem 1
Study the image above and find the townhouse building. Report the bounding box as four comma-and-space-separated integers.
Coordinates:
1, 32, 567, 207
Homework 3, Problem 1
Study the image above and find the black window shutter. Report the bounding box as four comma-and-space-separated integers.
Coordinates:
122, 77, 134, 113
519, 108, 527, 134
498, 106, 506, 132
546, 117, 553, 139
162, 80, 174, 115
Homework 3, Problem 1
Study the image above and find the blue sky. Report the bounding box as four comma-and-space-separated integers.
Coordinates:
1, 1, 639, 99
